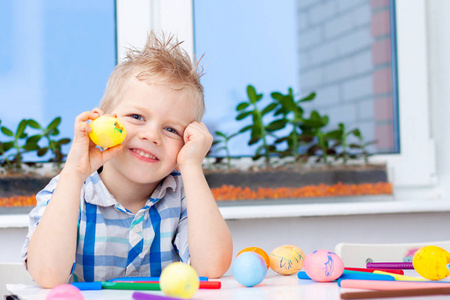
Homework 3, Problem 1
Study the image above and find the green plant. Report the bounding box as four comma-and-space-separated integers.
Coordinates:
270, 88, 316, 161
300, 110, 338, 164
210, 84, 375, 168
27, 117, 71, 167
351, 129, 376, 164
0, 117, 71, 173
0, 119, 39, 172
235, 85, 279, 166
212, 131, 239, 169
329, 123, 360, 164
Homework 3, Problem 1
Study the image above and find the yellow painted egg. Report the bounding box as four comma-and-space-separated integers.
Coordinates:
269, 244, 305, 275
413, 245, 450, 280
89, 116, 126, 148
160, 262, 200, 299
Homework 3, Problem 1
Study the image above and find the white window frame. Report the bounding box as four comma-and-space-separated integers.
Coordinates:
115, 0, 438, 200
116, 0, 193, 62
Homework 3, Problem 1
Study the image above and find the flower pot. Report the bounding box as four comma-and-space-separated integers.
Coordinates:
205, 164, 392, 203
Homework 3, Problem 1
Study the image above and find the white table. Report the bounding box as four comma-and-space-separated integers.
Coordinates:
6, 273, 450, 300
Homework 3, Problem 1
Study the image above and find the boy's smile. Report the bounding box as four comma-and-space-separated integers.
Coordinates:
100, 76, 198, 202
130, 148, 159, 162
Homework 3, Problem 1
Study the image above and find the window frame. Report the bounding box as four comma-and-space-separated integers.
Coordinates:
115, 0, 436, 196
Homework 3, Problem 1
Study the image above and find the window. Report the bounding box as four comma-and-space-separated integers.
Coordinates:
0, 1, 116, 213
0, 0, 434, 212
194, 0, 401, 157
0, 0, 116, 161
118, 0, 435, 193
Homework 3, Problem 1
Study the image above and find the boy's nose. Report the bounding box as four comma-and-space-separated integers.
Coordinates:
138, 126, 161, 145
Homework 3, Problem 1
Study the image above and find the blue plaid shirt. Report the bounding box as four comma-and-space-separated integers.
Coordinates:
21, 170, 190, 282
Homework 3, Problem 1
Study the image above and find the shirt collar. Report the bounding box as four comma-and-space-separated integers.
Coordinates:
84, 170, 179, 208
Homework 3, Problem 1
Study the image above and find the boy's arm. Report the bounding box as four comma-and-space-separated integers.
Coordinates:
177, 122, 233, 278
26, 110, 122, 288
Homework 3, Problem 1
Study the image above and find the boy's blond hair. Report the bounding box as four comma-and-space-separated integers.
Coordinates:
100, 31, 205, 120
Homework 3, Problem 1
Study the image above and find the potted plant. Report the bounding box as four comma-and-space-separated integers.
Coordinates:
204, 85, 391, 203
0, 117, 71, 212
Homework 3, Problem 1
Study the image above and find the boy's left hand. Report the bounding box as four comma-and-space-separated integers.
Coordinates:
177, 122, 212, 169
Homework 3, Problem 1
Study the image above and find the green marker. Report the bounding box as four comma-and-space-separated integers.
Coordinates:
73, 281, 161, 291
102, 282, 161, 290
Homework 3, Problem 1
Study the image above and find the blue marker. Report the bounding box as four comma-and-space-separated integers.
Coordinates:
298, 270, 395, 282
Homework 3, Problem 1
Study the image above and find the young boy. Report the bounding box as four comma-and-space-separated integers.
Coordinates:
21, 32, 233, 288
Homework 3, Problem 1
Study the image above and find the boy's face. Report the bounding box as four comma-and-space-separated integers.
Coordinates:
104, 77, 197, 186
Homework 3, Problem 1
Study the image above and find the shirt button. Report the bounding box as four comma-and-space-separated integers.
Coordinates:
133, 225, 141, 233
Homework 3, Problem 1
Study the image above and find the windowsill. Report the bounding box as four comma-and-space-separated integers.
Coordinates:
219, 198, 450, 220
2, 198, 450, 228
0, 214, 29, 229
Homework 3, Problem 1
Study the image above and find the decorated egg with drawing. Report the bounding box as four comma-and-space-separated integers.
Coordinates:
304, 249, 344, 282
89, 116, 126, 148
269, 244, 305, 275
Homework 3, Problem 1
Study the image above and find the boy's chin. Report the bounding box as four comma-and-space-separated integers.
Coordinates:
126, 169, 174, 185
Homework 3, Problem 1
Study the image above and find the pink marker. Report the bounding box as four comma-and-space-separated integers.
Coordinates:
339, 279, 450, 290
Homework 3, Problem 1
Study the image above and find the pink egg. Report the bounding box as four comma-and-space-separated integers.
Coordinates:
304, 249, 344, 282
46, 284, 84, 300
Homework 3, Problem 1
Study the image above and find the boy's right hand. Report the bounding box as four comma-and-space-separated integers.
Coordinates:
63, 108, 123, 181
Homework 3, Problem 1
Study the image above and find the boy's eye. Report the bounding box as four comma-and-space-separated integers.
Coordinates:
130, 114, 144, 121
165, 127, 178, 135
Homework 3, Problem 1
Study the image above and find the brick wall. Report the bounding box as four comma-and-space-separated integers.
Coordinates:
297, 0, 396, 153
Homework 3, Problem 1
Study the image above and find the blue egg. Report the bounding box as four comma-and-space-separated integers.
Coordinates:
232, 252, 267, 287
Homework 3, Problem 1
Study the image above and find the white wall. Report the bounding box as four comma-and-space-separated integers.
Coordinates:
0, 228, 27, 263
2, 211, 449, 276
227, 211, 450, 255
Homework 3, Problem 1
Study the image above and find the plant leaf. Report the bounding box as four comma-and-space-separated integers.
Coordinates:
2, 141, 14, 151
27, 119, 42, 130
236, 102, 250, 111
215, 131, 227, 138
271, 92, 284, 101
37, 147, 49, 156
247, 85, 258, 104
326, 129, 343, 140
239, 125, 253, 133
260, 103, 277, 116
266, 119, 287, 132
23, 142, 39, 151
16, 120, 28, 139
26, 134, 42, 144
57, 138, 71, 145
248, 136, 261, 145
299, 92, 316, 103
45, 117, 61, 134
51, 128, 60, 136
236, 111, 252, 121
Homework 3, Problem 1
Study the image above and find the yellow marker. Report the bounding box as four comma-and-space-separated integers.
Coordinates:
89, 116, 127, 148
374, 270, 426, 281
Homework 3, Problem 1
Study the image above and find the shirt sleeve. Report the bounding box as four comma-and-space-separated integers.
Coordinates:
173, 194, 190, 263
21, 175, 60, 265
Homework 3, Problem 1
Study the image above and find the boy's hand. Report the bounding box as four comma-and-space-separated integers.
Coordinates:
63, 108, 123, 181
177, 122, 212, 170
